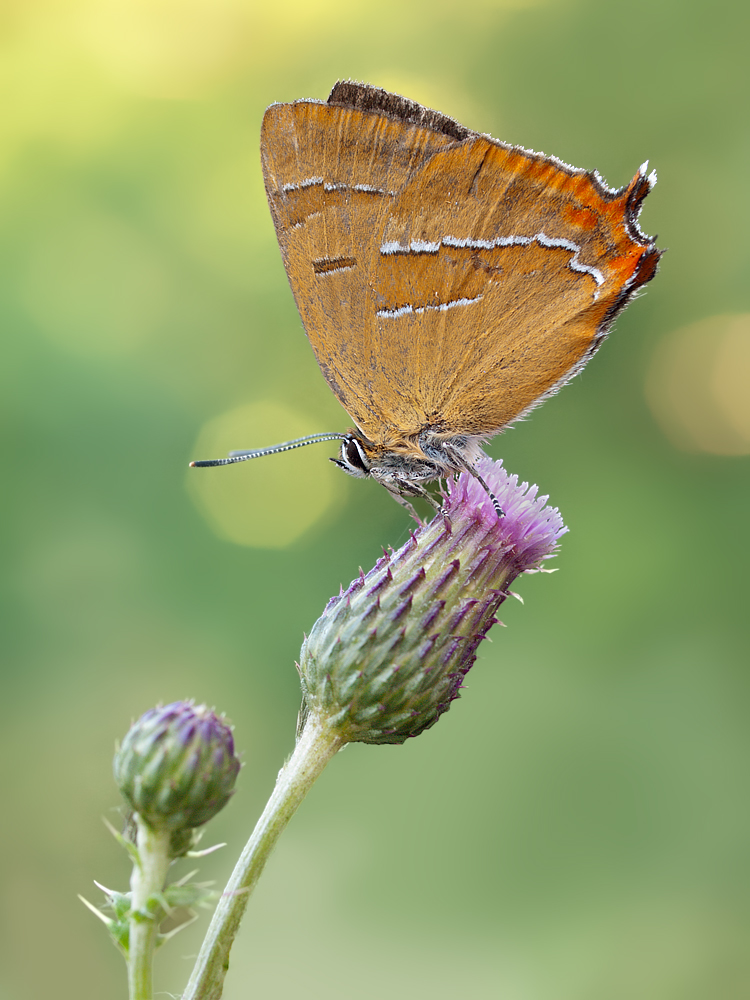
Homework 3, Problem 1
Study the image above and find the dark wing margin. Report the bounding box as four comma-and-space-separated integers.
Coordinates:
327, 80, 473, 143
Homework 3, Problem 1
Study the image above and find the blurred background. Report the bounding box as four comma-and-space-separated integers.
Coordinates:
2, 0, 749, 997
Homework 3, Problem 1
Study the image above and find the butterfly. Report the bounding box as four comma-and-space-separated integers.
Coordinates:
192, 81, 661, 518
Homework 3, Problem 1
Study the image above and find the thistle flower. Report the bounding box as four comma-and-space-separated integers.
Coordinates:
299, 457, 567, 745
114, 701, 240, 849
181, 459, 566, 1000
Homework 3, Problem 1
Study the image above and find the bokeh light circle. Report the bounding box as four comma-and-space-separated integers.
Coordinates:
645, 314, 750, 456
187, 400, 345, 548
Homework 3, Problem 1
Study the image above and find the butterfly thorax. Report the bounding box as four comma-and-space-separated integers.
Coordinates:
331, 429, 485, 489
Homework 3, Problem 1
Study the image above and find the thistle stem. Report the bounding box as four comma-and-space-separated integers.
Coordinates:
128, 822, 171, 1000
182, 716, 343, 1000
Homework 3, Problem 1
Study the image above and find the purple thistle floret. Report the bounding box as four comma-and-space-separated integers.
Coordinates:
299, 457, 567, 745
114, 701, 240, 848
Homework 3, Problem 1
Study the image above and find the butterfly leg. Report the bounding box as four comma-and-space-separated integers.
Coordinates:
443, 445, 504, 518
382, 486, 424, 525
387, 479, 450, 524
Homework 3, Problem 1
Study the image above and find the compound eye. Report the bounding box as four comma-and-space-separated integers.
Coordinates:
345, 437, 368, 472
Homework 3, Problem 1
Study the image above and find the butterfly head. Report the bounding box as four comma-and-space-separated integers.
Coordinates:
331, 431, 444, 485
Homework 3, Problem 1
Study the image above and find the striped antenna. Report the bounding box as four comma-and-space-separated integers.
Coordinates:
189, 432, 346, 468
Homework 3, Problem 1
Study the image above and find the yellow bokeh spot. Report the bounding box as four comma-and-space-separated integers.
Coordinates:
79, 0, 250, 99
645, 314, 750, 456
186, 400, 345, 548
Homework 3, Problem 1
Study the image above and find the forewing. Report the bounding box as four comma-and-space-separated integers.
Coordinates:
260, 94, 458, 438
261, 83, 660, 447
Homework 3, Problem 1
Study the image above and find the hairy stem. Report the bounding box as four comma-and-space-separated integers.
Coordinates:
128, 823, 171, 1000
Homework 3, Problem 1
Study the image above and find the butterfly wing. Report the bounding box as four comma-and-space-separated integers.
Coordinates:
261, 86, 463, 441
371, 137, 660, 437
261, 82, 660, 449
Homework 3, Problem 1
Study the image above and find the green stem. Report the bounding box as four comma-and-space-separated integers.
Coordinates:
128, 822, 171, 1000
182, 716, 343, 1000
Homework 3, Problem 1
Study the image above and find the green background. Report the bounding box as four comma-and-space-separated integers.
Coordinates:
2, 0, 749, 997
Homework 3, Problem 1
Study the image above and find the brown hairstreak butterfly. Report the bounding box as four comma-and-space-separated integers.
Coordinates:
192, 81, 661, 518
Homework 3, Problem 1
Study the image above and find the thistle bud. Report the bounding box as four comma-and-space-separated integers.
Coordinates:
299, 457, 566, 745
114, 702, 240, 838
